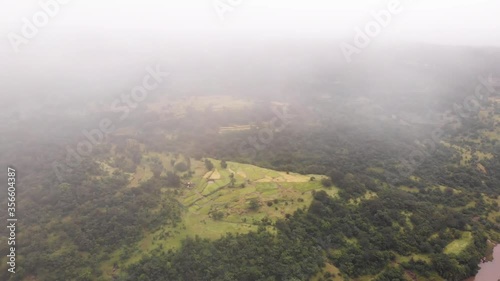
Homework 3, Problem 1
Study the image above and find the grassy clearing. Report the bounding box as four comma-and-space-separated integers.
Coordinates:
177, 159, 335, 226
444, 231, 473, 255
311, 263, 343, 281
424, 185, 462, 195
147, 95, 253, 116
110, 126, 137, 136
395, 253, 431, 263
401, 211, 414, 230
484, 130, 500, 141
483, 194, 500, 224
349, 191, 378, 205
355, 275, 377, 281
413, 273, 446, 281
366, 167, 384, 174
448, 200, 477, 213
97, 160, 115, 174
102, 154, 337, 278
128, 164, 152, 187
219, 124, 253, 133
441, 141, 493, 166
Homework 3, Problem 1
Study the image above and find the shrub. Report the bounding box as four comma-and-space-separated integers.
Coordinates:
174, 162, 188, 172
321, 178, 333, 187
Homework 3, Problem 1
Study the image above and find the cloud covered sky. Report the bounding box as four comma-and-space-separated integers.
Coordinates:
1, 0, 500, 46
1, 0, 500, 112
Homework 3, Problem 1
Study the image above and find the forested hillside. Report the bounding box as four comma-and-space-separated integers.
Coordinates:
0, 45, 499, 281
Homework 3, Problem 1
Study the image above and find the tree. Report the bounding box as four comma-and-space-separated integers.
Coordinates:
248, 199, 260, 211
174, 162, 188, 172
321, 178, 332, 187
373, 267, 405, 281
221, 160, 227, 169
431, 254, 462, 280
212, 211, 225, 220
165, 172, 181, 187
151, 162, 163, 178
205, 159, 214, 171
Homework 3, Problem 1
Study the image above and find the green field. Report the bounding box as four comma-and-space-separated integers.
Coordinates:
311, 263, 343, 281
444, 231, 473, 255
100, 153, 337, 277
